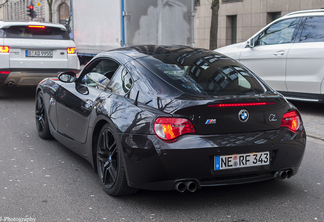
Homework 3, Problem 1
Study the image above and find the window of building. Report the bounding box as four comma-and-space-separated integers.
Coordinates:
267, 12, 281, 24
195, 0, 200, 6
222, 0, 243, 3
226, 15, 237, 45
59, 3, 70, 25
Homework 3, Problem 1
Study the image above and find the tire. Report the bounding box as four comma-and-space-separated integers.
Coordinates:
96, 123, 138, 196
35, 91, 52, 139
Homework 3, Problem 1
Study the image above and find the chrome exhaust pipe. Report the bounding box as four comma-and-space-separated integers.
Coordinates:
286, 170, 293, 178
278, 171, 287, 179
7, 81, 15, 87
185, 181, 198, 193
276, 170, 293, 179
174, 182, 186, 193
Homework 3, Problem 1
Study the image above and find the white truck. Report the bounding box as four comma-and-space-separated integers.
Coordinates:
67, 0, 195, 64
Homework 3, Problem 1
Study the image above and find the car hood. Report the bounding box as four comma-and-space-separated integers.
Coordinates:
214, 42, 246, 60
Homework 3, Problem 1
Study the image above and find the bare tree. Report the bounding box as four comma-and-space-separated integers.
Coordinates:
47, 0, 53, 22
209, 0, 219, 50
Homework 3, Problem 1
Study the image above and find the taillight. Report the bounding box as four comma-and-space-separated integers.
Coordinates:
67, 47, 77, 54
208, 102, 275, 107
280, 111, 301, 132
0, 46, 9, 53
0, 71, 10, 74
154, 117, 196, 140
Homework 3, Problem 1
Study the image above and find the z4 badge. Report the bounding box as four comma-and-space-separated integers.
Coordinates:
269, 114, 277, 122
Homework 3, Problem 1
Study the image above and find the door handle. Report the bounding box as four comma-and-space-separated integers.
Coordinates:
273, 51, 284, 56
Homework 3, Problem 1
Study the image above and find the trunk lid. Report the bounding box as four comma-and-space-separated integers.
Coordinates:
5, 38, 73, 69
174, 96, 289, 134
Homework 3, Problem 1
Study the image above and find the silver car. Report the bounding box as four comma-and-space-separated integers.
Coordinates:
216, 9, 324, 103
0, 21, 80, 87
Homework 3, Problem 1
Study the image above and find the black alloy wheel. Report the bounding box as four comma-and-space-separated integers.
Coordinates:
35, 92, 52, 139
96, 123, 138, 196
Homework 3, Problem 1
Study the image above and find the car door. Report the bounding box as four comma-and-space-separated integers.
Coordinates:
55, 58, 119, 143
238, 18, 300, 91
286, 16, 324, 96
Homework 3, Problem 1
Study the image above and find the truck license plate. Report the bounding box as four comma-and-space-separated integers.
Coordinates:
214, 151, 270, 170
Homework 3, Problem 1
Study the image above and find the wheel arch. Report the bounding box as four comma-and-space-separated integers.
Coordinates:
91, 119, 108, 173
35, 86, 42, 97
91, 116, 124, 171
321, 77, 324, 95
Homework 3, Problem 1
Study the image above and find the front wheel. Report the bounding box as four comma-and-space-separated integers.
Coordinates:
96, 123, 138, 196
35, 91, 52, 139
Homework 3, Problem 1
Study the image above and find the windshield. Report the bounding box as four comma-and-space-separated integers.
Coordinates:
136, 52, 267, 97
2, 26, 70, 40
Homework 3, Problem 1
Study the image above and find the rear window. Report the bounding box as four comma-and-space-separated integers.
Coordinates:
1, 26, 70, 40
136, 52, 267, 97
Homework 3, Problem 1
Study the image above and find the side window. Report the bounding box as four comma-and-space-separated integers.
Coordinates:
108, 67, 133, 95
81, 59, 119, 90
0, 29, 3, 38
299, 16, 324, 42
256, 18, 298, 46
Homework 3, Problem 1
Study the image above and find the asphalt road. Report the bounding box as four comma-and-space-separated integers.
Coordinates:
0, 87, 323, 222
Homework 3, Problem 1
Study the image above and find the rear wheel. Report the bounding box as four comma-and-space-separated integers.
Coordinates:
96, 123, 138, 196
35, 91, 52, 139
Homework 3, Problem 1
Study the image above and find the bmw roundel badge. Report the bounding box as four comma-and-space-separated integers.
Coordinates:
238, 109, 249, 122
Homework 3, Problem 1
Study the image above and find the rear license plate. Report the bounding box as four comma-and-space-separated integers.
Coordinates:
214, 151, 269, 170
26, 50, 53, 58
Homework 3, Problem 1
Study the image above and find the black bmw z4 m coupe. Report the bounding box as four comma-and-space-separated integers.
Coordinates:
35, 45, 306, 196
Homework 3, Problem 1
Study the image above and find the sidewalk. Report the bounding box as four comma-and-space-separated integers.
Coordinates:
300, 113, 324, 141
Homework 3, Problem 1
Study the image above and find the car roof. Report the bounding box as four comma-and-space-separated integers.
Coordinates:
0, 21, 66, 30
283, 9, 324, 18
248, 9, 324, 39
97, 45, 210, 60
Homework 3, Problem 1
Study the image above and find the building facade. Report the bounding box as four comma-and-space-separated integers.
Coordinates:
194, 0, 324, 49
0, 0, 70, 24
2, 0, 324, 50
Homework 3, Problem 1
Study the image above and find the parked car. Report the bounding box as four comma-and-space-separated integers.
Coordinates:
0, 21, 80, 87
35, 45, 306, 196
215, 9, 324, 103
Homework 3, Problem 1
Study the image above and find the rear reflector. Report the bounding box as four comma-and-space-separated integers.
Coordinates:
28, 25, 45, 29
67, 47, 77, 54
280, 111, 301, 132
154, 117, 196, 140
0, 71, 10, 74
0, 46, 9, 53
208, 102, 275, 107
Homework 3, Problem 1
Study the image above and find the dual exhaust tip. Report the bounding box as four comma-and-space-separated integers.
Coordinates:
7, 81, 15, 87
174, 181, 198, 193
276, 169, 293, 179
175, 170, 293, 192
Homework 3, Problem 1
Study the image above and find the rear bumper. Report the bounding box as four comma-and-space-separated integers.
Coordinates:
0, 68, 80, 86
121, 127, 306, 191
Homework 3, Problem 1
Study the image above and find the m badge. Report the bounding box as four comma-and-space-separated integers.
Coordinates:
205, 119, 216, 124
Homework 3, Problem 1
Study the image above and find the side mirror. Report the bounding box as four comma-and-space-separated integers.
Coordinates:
247, 37, 255, 48
58, 71, 76, 83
